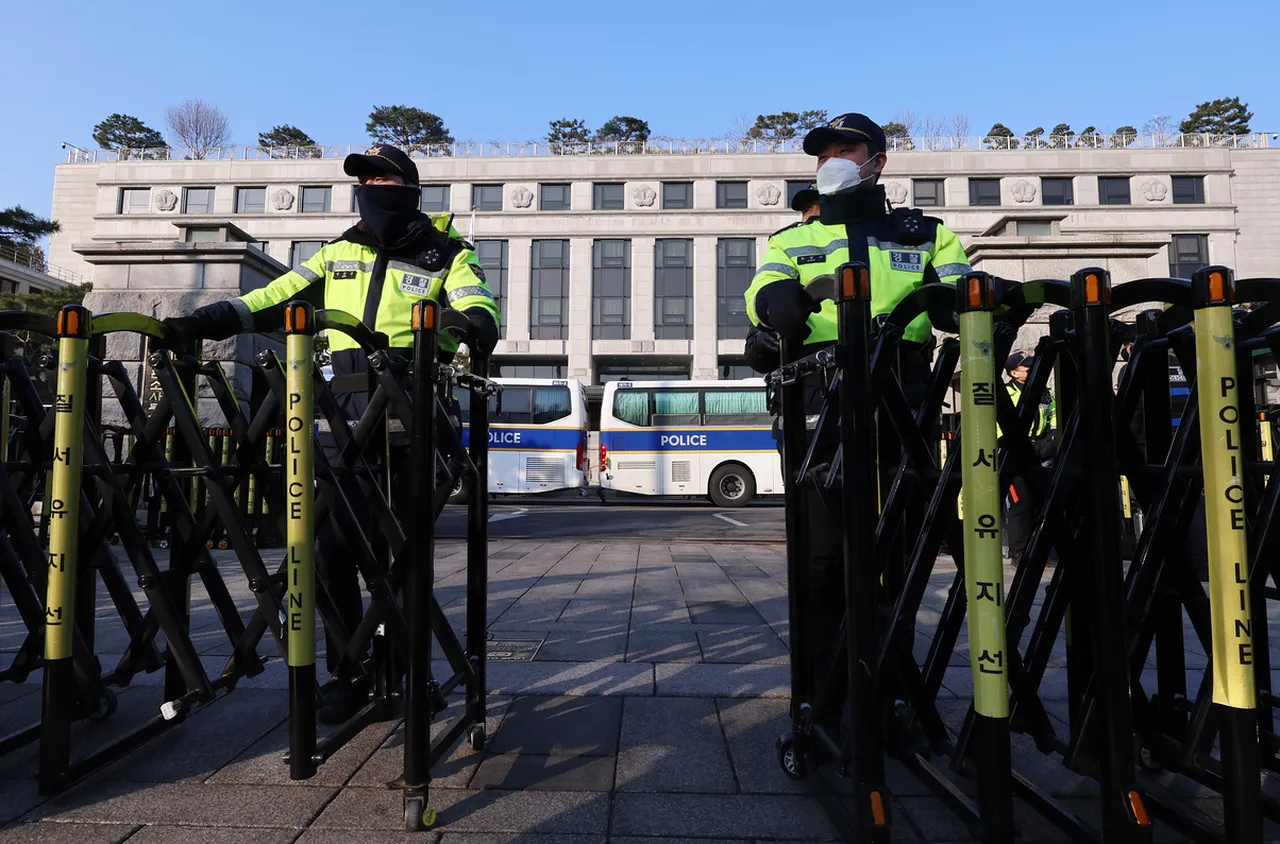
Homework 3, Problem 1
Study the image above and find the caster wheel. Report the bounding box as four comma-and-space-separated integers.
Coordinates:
403, 796, 436, 831
776, 731, 804, 781
90, 688, 118, 721
468, 724, 486, 751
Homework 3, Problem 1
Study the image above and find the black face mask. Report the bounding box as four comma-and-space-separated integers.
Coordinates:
354, 184, 422, 246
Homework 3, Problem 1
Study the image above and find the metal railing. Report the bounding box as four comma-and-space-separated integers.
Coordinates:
61, 132, 1278, 163
0, 245, 83, 286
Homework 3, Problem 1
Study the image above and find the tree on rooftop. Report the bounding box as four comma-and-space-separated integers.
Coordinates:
546, 118, 591, 153
366, 105, 454, 154
165, 98, 232, 160
92, 113, 168, 159
258, 124, 321, 158
984, 123, 1017, 149
1181, 96, 1253, 135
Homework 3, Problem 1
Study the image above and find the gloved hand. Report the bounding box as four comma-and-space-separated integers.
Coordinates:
464, 308, 499, 356
755, 279, 817, 342
161, 316, 205, 349
744, 326, 781, 374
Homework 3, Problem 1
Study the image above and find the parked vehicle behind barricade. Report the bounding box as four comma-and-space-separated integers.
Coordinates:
450, 377, 589, 502
598, 378, 782, 507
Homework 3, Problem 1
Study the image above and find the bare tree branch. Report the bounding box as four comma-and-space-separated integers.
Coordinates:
921, 116, 948, 150
892, 110, 918, 135
951, 113, 970, 144
165, 99, 232, 159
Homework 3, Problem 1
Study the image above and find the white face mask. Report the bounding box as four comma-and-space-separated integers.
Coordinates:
816, 156, 872, 195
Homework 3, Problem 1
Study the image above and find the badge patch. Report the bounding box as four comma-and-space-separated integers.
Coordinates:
471, 263, 487, 282
332, 270, 357, 280
796, 254, 826, 266
889, 251, 924, 273
399, 273, 433, 297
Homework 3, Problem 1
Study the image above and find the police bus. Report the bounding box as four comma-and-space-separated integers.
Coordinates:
452, 378, 590, 502
598, 378, 782, 507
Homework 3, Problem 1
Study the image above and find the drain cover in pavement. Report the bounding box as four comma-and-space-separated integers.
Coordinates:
486, 638, 544, 661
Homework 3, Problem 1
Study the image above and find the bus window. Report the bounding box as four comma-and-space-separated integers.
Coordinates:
533, 387, 571, 424
613, 390, 650, 426
453, 388, 471, 423
496, 388, 532, 423
704, 389, 771, 426
653, 389, 699, 427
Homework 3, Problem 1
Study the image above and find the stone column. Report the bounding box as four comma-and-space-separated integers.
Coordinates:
74, 224, 288, 427
630, 237, 656, 342
568, 237, 593, 381
692, 236, 718, 379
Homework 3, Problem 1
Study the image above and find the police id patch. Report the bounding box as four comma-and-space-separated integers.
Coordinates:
796, 255, 826, 266
470, 263, 487, 282
889, 251, 924, 273
399, 273, 434, 297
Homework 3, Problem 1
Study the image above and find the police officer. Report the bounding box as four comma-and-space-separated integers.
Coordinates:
744, 184, 820, 374
745, 112, 971, 702
165, 144, 500, 722
1001, 351, 1054, 561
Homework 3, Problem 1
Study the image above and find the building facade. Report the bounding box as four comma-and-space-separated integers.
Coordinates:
49, 134, 1280, 383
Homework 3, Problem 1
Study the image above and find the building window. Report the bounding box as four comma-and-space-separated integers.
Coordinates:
300, 186, 331, 213
119, 188, 150, 214
662, 182, 693, 209
1170, 234, 1209, 279
185, 228, 220, 243
717, 238, 757, 340
472, 184, 503, 211
493, 361, 566, 379
540, 183, 570, 211
475, 240, 508, 337
786, 181, 813, 208
719, 360, 757, 380
236, 187, 266, 213
1098, 177, 1131, 205
530, 240, 569, 340
654, 239, 694, 340
597, 363, 690, 384
592, 239, 630, 340
291, 241, 323, 270
182, 187, 215, 214
913, 179, 944, 207
594, 183, 624, 210
968, 178, 1001, 206
716, 181, 748, 209
1172, 176, 1205, 205
420, 185, 450, 213
1041, 177, 1074, 206
1016, 220, 1053, 236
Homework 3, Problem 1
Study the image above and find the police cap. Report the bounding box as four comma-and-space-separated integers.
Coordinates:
343, 144, 420, 186
790, 183, 819, 212
1005, 351, 1033, 372
803, 113, 888, 157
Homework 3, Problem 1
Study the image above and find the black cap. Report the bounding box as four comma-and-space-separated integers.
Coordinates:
343, 144, 419, 186
790, 183, 819, 212
1005, 351, 1032, 372
802, 113, 887, 157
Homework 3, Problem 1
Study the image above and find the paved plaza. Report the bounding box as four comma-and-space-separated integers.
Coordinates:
2, 540, 1279, 843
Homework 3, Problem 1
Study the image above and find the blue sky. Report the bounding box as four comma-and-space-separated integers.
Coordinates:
3, 0, 1275, 231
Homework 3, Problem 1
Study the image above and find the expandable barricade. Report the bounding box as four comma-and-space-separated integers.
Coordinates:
771, 263, 1280, 843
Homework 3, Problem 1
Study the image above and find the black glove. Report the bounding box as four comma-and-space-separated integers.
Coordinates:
744, 326, 781, 374
755, 279, 817, 342
464, 308, 499, 356
161, 316, 205, 349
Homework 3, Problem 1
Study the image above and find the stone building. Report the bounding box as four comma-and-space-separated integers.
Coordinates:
49, 133, 1280, 384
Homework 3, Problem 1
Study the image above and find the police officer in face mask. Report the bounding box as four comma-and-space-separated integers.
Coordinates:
165, 145, 500, 722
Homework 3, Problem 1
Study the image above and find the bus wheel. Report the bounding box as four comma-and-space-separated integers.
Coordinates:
448, 477, 470, 506
709, 463, 755, 508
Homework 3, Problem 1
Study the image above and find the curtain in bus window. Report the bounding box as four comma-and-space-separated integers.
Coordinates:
654, 391, 698, 414
705, 390, 766, 415
532, 388, 571, 424
614, 391, 649, 426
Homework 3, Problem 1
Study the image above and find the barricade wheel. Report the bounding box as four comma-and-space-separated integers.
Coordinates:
403, 796, 436, 831
90, 688, 118, 721
468, 724, 486, 751
776, 731, 804, 780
